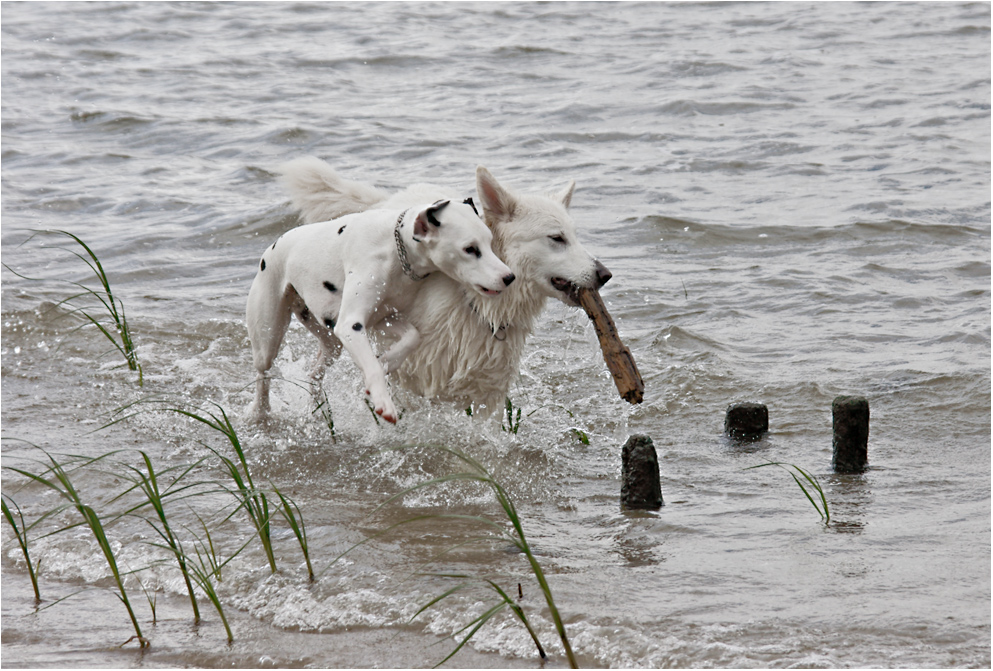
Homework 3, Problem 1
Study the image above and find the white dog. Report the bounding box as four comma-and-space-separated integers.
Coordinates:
279, 157, 612, 414
246, 199, 515, 424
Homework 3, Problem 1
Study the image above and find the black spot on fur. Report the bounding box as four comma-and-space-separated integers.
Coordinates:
463, 197, 478, 216
300, 307, 310, 321
338, 225, 347, 235
323, 281, 337, 292
260, 258, 266, 271
324, 317, 335, 329
352, 322, 362, 332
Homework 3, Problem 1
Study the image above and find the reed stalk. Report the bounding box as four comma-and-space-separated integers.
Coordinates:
412, 573, 547, 668
187, 509, 225, 582
7, 451, 149, 647
502, 397, 522, 434
5, 230, 142, 384
312, 385, 338, 442
207, 452, 276, 574
129, 564, 158, 624
745, 461, 831, 524
271, 483, 314, 581
330, 445, 578, 668
1, 496, 44, 602
183, 522, 244, 645
160, 402, 278, 573
108, 399, 292, 574
117, 451, 207, 622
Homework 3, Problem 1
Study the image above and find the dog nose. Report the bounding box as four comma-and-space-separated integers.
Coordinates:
502, 273, 516, 287
594, 260, 612, 287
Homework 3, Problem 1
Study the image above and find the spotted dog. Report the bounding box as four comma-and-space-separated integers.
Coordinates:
278, 158, 612, 414
246, 199, 515, 424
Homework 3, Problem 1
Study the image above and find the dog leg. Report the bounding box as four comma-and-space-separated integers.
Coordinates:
252, 374, 271, 422
246, 277, 296, 422
309, 350, 328, 386
307, 333, 342, 395
335, 289, 398, 424
291, 294, 344, 397
377, 315, 421, 375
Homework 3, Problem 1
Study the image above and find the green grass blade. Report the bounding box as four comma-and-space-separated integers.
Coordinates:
14, 450, 148, 646
1, 496, 41, 602
361, 444, 573, 666
433, 601, 509, 668
123, 452, 202, 622
409, 582, 472, 623
482, 579, 546, 660
271, 483, 313, 581
6, 231, 142, 383
185, 557, 234, 643
744, 462, 830, 523
790, 464, 831, 523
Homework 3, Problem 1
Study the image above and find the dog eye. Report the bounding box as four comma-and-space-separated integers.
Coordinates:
464, 245, 481, 258
549, 235, 567, 244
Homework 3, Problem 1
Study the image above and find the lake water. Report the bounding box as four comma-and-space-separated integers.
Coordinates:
2, 2, 990, 668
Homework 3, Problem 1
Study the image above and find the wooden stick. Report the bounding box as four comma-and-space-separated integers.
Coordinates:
576, 287, 644, 404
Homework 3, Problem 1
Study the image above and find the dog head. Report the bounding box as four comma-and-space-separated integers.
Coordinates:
412, 199, 516, 297
474, 166, 611, 307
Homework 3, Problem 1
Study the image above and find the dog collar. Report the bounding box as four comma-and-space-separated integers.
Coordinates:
467, 297, 510, 341
394, 208, 429, 281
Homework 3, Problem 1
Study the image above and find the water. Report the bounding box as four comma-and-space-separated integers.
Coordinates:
2, 2, 989, 667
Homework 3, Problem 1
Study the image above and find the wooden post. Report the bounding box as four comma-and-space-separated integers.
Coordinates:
725, 402, 769, 440
832, 396, 869, 473
576, 287, 644, 404
621, 435, 663, 510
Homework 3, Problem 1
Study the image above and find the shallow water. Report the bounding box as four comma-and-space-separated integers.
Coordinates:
2, 2, 990, 668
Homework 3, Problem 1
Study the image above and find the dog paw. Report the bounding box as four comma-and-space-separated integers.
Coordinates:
246, 402, 269, 425
376, 407, 398, 424
369, 392, 398, 425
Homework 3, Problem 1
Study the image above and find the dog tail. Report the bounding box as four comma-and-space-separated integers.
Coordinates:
278, 156, 389, 224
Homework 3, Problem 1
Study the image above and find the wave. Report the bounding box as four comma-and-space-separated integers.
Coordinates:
642, 216, 991, 249
655, 99, 797, 117
69, 109, 156, 129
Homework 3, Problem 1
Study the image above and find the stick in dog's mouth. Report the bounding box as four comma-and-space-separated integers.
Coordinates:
575, 286, 645, 404
551, 277, 582, 305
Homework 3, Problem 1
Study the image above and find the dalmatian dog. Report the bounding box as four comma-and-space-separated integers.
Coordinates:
246, 198, 515, 424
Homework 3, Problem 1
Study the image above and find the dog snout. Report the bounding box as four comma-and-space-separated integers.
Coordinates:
594, 259, 612, 288
502, 273, 516, 287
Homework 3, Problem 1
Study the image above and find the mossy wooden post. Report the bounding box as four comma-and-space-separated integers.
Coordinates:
832, 396, 869, 473
725, 402, 768, 440
621, 435, 663, 509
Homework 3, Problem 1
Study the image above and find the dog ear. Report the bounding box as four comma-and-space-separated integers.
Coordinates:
413, 210, 430, 238
414, 200, 448, 238
475, 166, 516, 226
556, 180, 576, 210
427, 199, 449, 227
